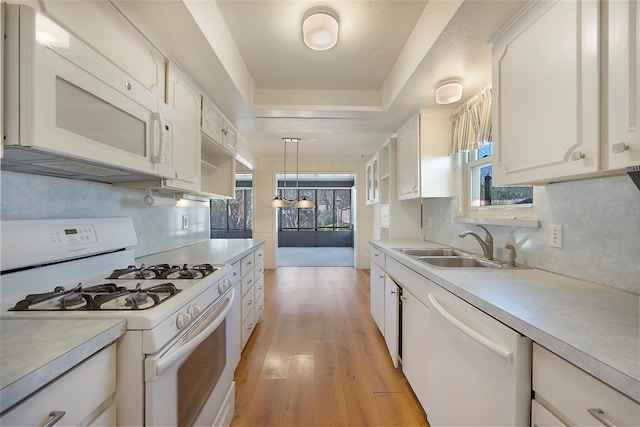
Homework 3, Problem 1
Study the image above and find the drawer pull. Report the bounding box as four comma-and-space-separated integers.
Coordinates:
43, 411, 66, 427
588, 409, 617, 427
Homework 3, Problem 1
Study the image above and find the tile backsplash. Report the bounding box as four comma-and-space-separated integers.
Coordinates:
423, 175, 640, 294
0, 171, 210, 257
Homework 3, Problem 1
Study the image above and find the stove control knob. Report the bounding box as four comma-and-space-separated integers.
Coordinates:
187, 303, 200, 319
176, 312, 191, 330
218, 280, 229, 294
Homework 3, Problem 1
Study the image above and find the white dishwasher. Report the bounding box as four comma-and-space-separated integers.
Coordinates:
424, 283, 532, 426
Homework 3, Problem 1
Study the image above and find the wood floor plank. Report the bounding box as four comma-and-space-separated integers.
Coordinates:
232, 267, 428, 426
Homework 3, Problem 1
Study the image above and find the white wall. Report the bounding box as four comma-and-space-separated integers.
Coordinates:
422, 175, 640, 293
0, 171, 210, 257
253, 156, 373, 269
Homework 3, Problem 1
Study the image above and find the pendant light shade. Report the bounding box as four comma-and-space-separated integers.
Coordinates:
266, 196, 288, 208
294, 196, 315, 209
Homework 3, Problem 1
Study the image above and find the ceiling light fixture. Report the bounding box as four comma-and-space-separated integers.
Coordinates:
435, 80, 464, 105
302, 7, 339, 51
267, 138, 316, 209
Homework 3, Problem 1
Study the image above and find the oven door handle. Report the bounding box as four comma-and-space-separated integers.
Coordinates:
145, 288, 234, 380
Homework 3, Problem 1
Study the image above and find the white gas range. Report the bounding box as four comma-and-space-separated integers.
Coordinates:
0, 217, 236, 426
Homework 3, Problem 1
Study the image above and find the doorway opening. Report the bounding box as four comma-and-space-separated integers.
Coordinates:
276, 174, 355, 267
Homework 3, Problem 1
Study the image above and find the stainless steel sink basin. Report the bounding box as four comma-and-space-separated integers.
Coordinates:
397, 248, 466, 257
395, 246, 529, 269
418, 256, 501, 268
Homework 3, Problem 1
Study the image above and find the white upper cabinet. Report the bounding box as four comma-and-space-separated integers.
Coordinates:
202, 97, 226, 147
492, 0, 639, 186
491, 0, 600, 185
202, 97, 238, 156
165, 63, 201, 191
365, 153, 379, 205
397, 110, 453, 200
397, 115, 421, 199
605, 0, 640, 170
40, 0, 167, 99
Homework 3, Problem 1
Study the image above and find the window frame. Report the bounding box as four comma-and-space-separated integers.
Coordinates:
277, 187, 352, 232
459, 151, 538, 222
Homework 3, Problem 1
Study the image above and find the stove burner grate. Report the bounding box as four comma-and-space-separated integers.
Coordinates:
9, 282, 181, 311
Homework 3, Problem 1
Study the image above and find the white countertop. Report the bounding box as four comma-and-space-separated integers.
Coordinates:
0, 318, 125, 414
371, 240, 639, 403
136, 238, 265, 266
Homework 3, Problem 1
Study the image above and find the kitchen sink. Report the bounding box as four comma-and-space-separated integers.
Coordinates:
395, 247, 528, 269
396, 248, 466, 257
417, 256, 502, 268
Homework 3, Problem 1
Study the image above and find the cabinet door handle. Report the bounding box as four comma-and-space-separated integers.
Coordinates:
570, 151, 586, 161
587, 409, 617, 427
43, 411, 66, 427
611, 142, 630, 154
428, 294, 513, 362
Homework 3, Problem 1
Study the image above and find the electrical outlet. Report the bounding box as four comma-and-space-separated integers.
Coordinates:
182, 215, 189, 230
549, 224, 563, 248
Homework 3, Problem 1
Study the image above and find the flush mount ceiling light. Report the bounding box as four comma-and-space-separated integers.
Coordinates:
302, 7, 339, 51
435, 80, 464, 105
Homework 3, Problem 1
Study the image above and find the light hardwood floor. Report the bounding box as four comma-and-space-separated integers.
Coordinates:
232, 267, 429, 426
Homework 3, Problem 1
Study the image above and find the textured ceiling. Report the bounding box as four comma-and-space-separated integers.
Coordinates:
123, 0, 527, 159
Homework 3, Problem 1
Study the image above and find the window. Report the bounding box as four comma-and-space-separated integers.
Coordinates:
462, 142, 535, 220
278, 188, 352, 231
210, 177, 252, 238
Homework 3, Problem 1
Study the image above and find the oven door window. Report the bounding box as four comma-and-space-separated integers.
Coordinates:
177, 319, 226, 427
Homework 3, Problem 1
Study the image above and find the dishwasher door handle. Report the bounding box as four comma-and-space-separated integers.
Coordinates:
428, 294, 513, 362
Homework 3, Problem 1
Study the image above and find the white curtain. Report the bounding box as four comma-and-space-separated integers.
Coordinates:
449, 87, 492, 154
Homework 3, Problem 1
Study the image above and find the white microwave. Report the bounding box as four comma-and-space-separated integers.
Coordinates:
1, 4, 175, 183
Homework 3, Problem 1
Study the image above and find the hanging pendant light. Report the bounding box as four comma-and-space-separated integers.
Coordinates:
293, 138, 315, 209
266, 138, 289, 207
268, 138, 315, 209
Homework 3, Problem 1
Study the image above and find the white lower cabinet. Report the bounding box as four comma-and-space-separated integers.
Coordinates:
401, 290, 430, 411
370, 261, 385, 334
0, 344, 116, 426
239, 245, 265, 350
228, 261, 242, 371
383, 276, 399, 368
532, 343, 640, 426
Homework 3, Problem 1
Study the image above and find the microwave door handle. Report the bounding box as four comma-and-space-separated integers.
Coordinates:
150, 112, 166, 164
145, 289, 235, 380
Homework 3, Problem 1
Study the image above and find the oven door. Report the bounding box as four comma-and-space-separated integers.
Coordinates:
144, 289, 235, 427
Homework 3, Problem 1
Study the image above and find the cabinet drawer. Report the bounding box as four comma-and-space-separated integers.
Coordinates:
533, 344, 640, 426
240, 253, 255, 277
255, 294, 265, 324
230, 261, 241, 285
371, 247, 385, 268
241, 273, 255, 297
241, 311, 255, 349
241, 288, 255, 321
254, 246, 264, 265
254, 276, 264, 301
255, 261, 264, 278
1, 344, 116, 426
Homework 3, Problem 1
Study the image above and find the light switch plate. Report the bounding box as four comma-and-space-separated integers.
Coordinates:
549, 224, 562, 248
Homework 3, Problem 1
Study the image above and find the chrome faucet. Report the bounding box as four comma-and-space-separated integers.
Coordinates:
459, 225, 494, 260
